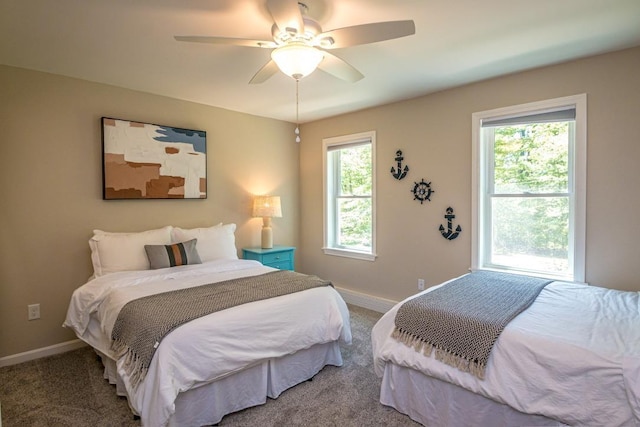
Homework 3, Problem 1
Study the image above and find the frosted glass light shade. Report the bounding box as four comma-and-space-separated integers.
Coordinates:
271, 44, 324, 79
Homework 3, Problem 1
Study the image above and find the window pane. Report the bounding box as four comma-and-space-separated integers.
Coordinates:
493, 122, 569, 194
491, 196, 569, 275
324, 131, 376, 260
339, 145, 371, 196
337, 198, 371, 250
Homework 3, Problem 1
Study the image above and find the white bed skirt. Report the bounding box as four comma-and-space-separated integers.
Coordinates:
98, 341, 343, 426
380, 363, 568, 427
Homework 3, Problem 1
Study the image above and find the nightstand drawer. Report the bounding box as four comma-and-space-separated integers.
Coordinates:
261, 251, 292, 265
242, 246, 296, 271
264, 260, 293, 270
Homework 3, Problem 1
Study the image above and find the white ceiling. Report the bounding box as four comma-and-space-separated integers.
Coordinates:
2, 0, 639, 123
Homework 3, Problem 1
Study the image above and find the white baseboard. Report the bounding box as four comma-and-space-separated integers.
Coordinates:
0, 339, 87, 368
335, 286, 398, 313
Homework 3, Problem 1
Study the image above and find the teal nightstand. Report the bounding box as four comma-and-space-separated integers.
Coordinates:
242, 246, 296, 271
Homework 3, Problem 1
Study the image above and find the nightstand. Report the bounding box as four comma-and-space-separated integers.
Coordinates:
242, 246, 295, 271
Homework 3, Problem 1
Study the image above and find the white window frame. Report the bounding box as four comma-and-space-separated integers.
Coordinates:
471, 94, 587, 283
322, 131, 377, 261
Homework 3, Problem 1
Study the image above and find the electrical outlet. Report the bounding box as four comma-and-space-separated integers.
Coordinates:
28, 303, 40, 320
417, 279, 425, 291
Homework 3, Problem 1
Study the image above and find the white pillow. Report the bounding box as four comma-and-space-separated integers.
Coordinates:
89, 226, 173, 277
171, 223, 238, 262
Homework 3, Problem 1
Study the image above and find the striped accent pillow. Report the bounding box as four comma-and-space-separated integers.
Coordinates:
144, 239, 202, 270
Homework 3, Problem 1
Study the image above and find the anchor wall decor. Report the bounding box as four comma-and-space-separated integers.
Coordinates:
390, 149, 409, 180
440, 207, 462, 240
412, 179, 434, 204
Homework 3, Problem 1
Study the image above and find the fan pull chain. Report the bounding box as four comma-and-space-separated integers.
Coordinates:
295, 78, 301, 143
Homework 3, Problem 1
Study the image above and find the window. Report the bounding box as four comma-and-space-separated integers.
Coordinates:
472, 95, 586, 282
323, 131, 376, 261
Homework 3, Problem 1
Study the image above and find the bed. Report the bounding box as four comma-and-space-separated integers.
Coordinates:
63, 224, 352, 426
371, 272, 640, 427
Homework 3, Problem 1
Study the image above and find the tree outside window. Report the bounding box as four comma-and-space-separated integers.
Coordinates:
491, 122, 570, 275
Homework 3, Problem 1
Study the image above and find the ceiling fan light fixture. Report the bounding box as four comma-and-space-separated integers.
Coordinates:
271, 43, 324, 79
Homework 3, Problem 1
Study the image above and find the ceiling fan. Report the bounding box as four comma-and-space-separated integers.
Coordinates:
175, 0, 415, 84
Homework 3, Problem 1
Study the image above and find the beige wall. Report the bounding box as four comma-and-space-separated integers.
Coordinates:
298, 47, 640, 302
2, 47, 639, 359
0, 65, 299, 358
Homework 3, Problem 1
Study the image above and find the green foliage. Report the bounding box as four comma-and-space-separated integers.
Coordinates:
338, 199, 372, 249
491, 122, 570, 268
339, 145, 372, 195
494, 123, 568, 193
336, 145, 372, 249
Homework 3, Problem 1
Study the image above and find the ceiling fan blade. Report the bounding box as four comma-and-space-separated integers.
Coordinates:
249, 59, 280, 84
266, 0, 304, 34
174, 36, 276, 48
317, 52, 364, 83
317, 20, 415, 49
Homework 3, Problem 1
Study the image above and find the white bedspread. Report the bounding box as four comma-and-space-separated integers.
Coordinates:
64, 259, 352, 427
372, 275, 640, 426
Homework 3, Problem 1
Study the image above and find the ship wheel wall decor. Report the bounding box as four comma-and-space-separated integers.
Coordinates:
390, 149, 409, 180
412, 179, 434, 204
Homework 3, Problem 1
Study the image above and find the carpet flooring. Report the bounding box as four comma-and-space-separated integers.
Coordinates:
0, 305, 420, 426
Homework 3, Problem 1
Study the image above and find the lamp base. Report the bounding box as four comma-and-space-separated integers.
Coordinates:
261, 217, 273, 249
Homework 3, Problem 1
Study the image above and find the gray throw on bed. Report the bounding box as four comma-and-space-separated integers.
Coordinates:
392, 271, 551, 379
111, 269, 332, 388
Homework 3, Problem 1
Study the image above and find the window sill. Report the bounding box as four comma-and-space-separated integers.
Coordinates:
322, 247, 377, 262
474, 266, 585, 285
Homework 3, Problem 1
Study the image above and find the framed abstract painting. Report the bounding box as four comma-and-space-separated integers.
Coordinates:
101, 117, 207, 199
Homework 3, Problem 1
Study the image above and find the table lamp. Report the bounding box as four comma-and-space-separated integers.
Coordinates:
252, 195, 282, 249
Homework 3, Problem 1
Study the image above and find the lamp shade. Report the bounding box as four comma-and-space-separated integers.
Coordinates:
271, 43, 324, 79
253, 195, 282, 218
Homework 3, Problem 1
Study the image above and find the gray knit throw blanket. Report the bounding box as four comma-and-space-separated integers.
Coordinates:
393, 271, 551, 379
111, 270, 332, 389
